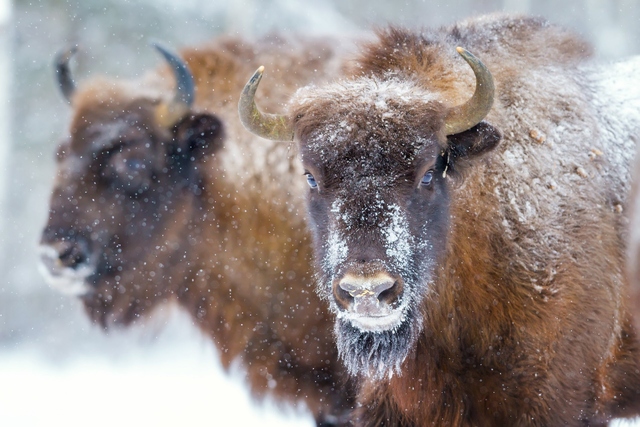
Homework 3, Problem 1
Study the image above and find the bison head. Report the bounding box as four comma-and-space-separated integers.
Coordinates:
39, 44, 223, 326
239, 48, 501, 378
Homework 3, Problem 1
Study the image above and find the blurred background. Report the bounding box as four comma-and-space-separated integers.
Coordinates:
1, 0, 640, 425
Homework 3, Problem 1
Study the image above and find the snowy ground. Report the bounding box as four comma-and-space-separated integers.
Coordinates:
0, 310, 314, 427
1, 351, 638, 427
0, 309, 638, 427
617, 418, 640, 427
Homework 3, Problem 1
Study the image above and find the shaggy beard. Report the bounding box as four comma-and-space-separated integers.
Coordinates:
335, 307, 422, 379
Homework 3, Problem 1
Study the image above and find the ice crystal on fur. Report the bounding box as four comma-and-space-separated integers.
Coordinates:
335, 307, 421, 379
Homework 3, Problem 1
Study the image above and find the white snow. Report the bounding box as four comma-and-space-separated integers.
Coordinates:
293, 76, 438, 120
381, 204, 414, 275
0, 311, 314, 427
613, 419, 640, 427
324, 199, 349, 279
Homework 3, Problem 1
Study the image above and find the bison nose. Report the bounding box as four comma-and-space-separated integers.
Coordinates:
334, 272, 403, 315
38, 237, 95, 296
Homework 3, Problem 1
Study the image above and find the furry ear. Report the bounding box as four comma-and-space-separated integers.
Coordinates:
442, 121, 501, 175
173, 113, 224, 155
166, 113, 224, 193
447, 121, 501, 159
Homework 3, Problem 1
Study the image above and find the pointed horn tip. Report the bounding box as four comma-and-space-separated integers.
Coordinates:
455, 46, 474, 59
149, 41, 186, 65
150, 40, 169, 53
246, 66, 265, 87
252, 66, 265, 79
56, 45, 79, 63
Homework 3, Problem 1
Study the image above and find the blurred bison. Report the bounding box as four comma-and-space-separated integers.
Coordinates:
241, 15, 640, 426
39, 36, 355, 426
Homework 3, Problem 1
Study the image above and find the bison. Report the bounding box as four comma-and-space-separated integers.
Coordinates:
240, 15, 640, 426
38, 36, 356, 426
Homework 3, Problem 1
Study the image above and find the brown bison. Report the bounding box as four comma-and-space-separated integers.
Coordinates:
38, 36, 356, 426
240, 15, 640, 426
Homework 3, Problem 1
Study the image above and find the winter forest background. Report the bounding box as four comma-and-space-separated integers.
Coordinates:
2, 0, 640, 425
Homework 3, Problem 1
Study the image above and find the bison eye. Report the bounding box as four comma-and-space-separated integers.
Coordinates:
305, 173, 318, 189
102, 147, 153, 194
421, 170, 434, 186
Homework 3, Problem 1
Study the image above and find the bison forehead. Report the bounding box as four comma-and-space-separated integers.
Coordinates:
294, 77, 446, 180
74, 120, 131, 153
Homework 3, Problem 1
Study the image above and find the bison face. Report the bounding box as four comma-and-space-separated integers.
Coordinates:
39, 92, 223, 326
292, 78, 501, 378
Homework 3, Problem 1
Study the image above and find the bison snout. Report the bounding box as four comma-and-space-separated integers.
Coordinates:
334, 271, 404, 318
37, 237, 96, 296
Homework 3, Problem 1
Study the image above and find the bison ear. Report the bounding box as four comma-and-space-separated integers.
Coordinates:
173, 113, 224, 156
446, 121, 501, 161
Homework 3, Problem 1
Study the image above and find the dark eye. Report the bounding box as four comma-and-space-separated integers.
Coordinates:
306, 173, 318, 189
101, 147, 153, 193
122, 157, 145, 173
108, 153, 148, 179
421, 170, 433, 186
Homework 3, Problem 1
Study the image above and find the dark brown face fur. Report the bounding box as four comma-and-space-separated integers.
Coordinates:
39, 93, 223, 326
293, 80, 500, 378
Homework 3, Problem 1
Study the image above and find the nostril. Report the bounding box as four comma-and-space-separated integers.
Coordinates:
372, 280, 394, 300
335, 283, 354, 307
377, 280, 400, 303
58, 243, 88, 268
380, 280, 403, 305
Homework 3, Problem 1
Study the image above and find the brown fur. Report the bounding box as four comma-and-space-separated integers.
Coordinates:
40, 35, 357, 425
284, 14, 640, 426
629, 149, 640, 334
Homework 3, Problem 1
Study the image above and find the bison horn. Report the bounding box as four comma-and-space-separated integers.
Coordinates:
152, 42, 195, 127
54, 45, 78, 104
444, 47, 495, 135
238, 66, 294, 141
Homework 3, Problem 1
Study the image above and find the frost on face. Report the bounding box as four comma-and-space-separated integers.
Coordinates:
324, 228, 348, 277
335, 317, 418, 380
321, 199, 349, 302
381, 204, 414, 274
293, 76, 436, 115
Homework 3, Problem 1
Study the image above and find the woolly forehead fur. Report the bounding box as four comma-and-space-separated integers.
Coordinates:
291, 76, 448, 170
292, 76, 441, 110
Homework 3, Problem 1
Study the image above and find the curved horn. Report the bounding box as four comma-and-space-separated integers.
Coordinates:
152, 41, 195, 109
444, 47, 495, 135
54, 45, 78, 104
151, 42, 195, 128
239, 66, 294, 141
